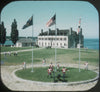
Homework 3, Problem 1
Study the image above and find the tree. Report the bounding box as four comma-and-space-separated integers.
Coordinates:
11, 19, 19, 45
0, 21, 6, 45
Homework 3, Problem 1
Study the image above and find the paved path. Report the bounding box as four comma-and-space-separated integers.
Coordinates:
0, 48, 44, 54
1, 64, 99, 91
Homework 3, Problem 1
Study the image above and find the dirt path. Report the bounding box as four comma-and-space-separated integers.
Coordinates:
1, 64, 99, 91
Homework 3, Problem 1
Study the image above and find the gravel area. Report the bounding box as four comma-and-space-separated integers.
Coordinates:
1, 64, 99, 91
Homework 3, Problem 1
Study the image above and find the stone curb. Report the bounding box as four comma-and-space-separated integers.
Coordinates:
12, 65, 99, 86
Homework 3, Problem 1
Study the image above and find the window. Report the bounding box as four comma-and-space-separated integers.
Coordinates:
51, 38, 53, 40
64, 43, 66, 46
64, 38, 66, 40
60, 38, 62, 40
39, 38, 41, 40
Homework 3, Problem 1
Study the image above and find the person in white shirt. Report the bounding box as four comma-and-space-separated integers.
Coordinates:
49, 62, 53, 71
84, 62, 88, 70
42, 58, 46, 65
23, 61, 26, 69
47, 67, 52, 78
57, 63, 60, 71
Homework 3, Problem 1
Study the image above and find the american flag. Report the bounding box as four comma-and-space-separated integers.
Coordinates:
46, 14, 56, 27
78, 18, 81, 33
79, 18, 81, 25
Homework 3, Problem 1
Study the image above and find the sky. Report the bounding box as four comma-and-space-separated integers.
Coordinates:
1, 1, 99, 39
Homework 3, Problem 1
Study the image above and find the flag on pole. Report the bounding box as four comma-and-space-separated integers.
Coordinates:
78, 18, 81, 33
78, 26, 80, 33
46, 14, 56, 27
22, 16, 33, 29
79, 18, 81, 25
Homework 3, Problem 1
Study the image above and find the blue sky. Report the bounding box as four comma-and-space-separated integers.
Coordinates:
1, 1, 99, 38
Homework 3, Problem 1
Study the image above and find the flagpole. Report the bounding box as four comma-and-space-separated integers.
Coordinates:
79, 31, 80, 72
79, 18, 81, 72
31, 15, 34, 72
55, 13, 57, 72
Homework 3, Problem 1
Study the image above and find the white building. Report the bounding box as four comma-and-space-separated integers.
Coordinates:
16, 38, 35, 47
38, 36, 68, 48
38, 28, 84, 48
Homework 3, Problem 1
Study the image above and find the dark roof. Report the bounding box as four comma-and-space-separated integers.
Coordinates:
39, 29, 77, 36
17, 38, 34, 43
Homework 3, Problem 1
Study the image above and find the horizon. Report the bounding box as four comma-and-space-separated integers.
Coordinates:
1, 1, 99, 39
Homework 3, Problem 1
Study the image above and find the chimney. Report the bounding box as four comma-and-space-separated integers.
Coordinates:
69, 27, 72, 35
57, 28, 59, 35
41, 29, 43, 35
49, 28, 51, 35
80, 28, 82, 35
41, 29, 43, 33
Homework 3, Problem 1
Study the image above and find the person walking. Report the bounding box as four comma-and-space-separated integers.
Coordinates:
4, 52, 7, 56
8, 51, 11, 56
49, 62, 53, 71
23, 61, 26, 69
62, 67, 68, 81
42, 58, 46, 65
15, 51, 18, 56
47, 67, 52, 78
57, 63, 60, 71
84, 62, 88, 70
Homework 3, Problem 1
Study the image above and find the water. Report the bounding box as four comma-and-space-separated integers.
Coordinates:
1, 38, 99, 50
84, 38, 99, 50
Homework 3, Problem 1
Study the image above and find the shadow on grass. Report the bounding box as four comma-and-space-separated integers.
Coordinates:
49, 73, 68, 83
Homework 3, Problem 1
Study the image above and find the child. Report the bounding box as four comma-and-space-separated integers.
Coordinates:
47, 67, 52, 78
49, 62, 53, 71
62, 67, 69, 81
84, 62, 88, 70
23, 62, 26, 69
42, 58, 46, 65
57, 63, 60, 71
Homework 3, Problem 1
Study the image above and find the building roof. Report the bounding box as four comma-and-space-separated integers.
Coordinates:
39, 28, 77, 36
17, 38, 34, 43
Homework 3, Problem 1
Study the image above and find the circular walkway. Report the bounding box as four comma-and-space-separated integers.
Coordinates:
1, 64, 99, 91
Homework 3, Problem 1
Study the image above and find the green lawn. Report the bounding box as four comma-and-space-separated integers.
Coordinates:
1, 47, 99, 66
15, 67, 97, 82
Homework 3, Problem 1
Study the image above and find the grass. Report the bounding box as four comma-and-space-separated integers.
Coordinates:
1, 47, 99, 66
1, 47, 98, 83
73, 58, 99, 63
15, 67, 97, 82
